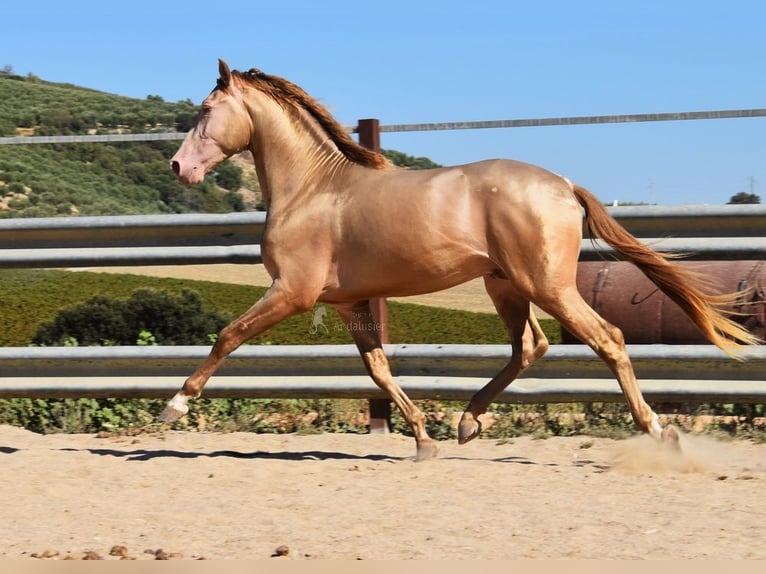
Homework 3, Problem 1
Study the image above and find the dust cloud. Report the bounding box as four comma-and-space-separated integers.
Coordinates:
608, 431, 734, 475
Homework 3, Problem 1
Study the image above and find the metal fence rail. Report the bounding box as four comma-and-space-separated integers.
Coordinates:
1, 206, 765, 268
1, 344, 764, 402
2, 106, 766, 146
3, 239, 764, 268
0, 207, 764, 403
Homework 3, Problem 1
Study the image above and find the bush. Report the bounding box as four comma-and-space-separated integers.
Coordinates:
213, 161, 243, 190
33, 287, 230, 346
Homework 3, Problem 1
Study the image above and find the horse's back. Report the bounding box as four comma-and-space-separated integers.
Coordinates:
328, 157, 583, 295
442, 159, 583, 233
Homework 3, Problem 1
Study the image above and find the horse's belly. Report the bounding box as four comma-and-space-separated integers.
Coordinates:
319, 255, 494, 303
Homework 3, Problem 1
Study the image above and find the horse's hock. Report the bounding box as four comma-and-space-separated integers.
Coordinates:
562, 261, 765, 344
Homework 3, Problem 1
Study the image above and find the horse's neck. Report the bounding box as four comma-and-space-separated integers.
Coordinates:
250, 103, 350, 212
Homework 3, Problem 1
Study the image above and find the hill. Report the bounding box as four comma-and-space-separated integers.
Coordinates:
0, 71, 440, 218
0, 71, 244, 217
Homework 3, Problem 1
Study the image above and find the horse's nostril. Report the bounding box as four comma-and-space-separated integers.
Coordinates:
171, 160, 181, 175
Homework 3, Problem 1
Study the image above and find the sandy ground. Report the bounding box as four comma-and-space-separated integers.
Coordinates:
1, 425, 764, 560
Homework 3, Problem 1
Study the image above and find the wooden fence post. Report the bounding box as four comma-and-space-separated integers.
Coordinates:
356, 118, 392, 433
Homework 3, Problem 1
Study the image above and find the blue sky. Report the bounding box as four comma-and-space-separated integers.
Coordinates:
3, 0, 765, 205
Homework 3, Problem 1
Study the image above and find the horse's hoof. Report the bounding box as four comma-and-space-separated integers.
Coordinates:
661, 424, 681, 452
157, 398, 189, 424
415, 440, 439, 462
457, 413, 483, 445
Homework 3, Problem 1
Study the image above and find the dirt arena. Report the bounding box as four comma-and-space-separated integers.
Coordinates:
1, 425, 764, 560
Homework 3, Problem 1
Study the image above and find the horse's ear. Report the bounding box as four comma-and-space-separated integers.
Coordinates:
218, 59, 231, 88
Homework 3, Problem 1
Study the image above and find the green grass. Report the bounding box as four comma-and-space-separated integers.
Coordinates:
0, 269, 548, 347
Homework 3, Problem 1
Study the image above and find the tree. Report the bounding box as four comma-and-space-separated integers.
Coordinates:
727, 192, 761, 204
382, 149, 443, 170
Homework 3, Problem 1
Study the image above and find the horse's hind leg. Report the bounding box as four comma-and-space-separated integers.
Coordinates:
457, 277, 549, 444
334, 301, 438, 461
540, 286, 679, 446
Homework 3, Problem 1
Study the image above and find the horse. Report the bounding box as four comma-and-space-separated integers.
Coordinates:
161, 59, 759, 460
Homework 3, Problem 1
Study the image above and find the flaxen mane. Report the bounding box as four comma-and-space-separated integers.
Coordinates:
229, 68, 390, 170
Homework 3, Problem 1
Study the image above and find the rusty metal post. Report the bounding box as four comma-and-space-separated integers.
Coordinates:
356, 119, 381, 155
356, 118, 392, 433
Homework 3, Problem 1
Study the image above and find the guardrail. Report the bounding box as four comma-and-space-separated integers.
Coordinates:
0, 206, 764, 405
1, 345, 764, 403
1, 205, 765, 268
0, 212, 264, 267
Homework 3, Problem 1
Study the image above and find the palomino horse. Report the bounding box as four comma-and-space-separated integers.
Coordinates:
162, 59, 758, 460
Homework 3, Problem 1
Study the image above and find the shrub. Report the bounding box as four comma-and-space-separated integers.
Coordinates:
213, 161, 243, 190
33, 287, 230, 346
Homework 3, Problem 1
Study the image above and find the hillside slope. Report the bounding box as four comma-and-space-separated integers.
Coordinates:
0, 71, 252, 217
0, 71, 440, 218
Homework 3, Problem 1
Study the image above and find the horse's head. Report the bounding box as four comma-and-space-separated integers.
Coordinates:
170, 59, 253, 185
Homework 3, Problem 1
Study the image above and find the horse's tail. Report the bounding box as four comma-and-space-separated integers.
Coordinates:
572, 183, 760, 359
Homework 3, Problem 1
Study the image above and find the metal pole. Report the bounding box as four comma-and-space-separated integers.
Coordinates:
356, 118, 392, 433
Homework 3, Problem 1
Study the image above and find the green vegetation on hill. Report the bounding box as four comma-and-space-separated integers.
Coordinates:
0, 71, 443, 219
0, 140, 247, 217
0, 71, 243, 216
0, 72, 199, 136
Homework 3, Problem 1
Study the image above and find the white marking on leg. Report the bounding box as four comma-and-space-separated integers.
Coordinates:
158, 391, 190, 423
167, 392, 190, 415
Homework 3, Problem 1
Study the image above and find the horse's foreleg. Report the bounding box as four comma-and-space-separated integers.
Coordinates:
458, 278, 549, 444
334, 302, 438, 461
158, 280, 314, 423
